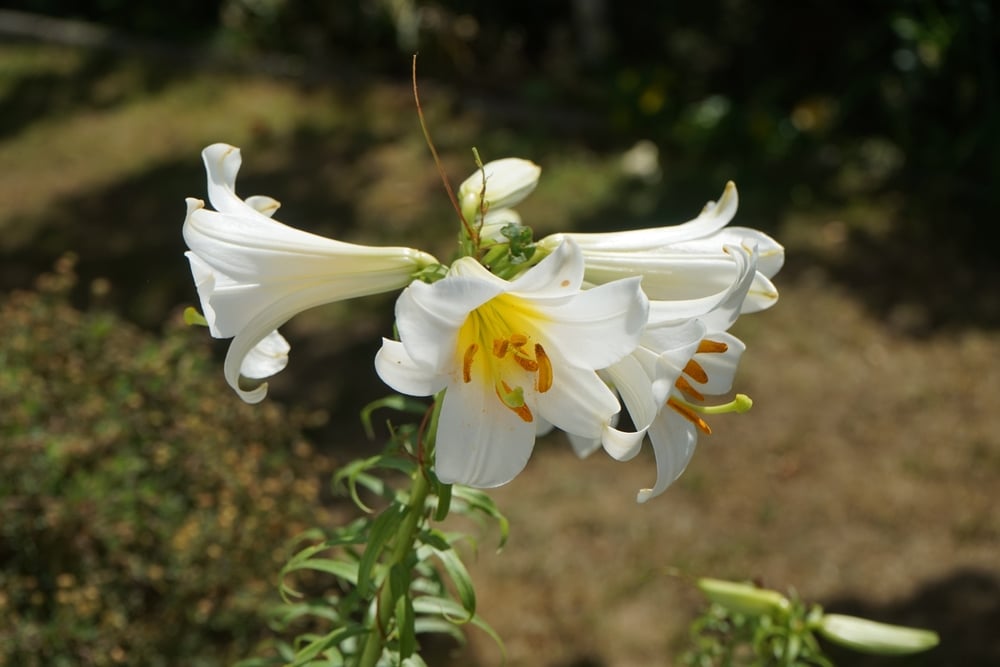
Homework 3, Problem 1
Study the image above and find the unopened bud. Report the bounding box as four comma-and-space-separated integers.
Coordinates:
458, 158, 541, 220
697, 578, 791, 617
818, 613, 939, 655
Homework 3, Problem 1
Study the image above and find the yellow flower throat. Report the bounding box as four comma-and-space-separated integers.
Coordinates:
458, 294, 553, 423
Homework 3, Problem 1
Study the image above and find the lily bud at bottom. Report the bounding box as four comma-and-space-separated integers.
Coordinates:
818, 613, 940, 655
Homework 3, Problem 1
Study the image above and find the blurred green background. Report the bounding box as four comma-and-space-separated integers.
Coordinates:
1, 2, 998, 665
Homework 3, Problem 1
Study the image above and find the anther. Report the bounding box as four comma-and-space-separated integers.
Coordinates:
462, 343, 478, 383
510, 333, 528, 347
674, 375, 705, 402
667, 398, 712, 435
697, 339, 729, 354
535, 344, 553, 393
683, 359, 709, 384
514, 354, 539, 372
493, 338, 509, 358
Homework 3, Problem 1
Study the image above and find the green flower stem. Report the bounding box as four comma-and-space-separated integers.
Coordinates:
355, 398, 442, 667
355, 470, 430, 667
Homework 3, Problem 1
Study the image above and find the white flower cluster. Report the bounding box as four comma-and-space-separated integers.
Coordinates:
184, 143, 783, 502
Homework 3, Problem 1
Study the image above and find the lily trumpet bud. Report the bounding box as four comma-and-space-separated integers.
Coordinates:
458, 158, 541, 222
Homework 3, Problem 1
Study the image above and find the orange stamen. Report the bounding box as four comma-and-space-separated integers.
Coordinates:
510, 333, 528, 347
462, 343, 478, 383
667, 398, 712, 435
697, 339, 729, 354
683, 359, 709, 384
674, 375, 705, 402
514, 354, 539, 372
493, 338, 509, 358
534, 344, 553, 393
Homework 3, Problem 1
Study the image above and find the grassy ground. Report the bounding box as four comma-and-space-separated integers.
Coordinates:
2, 41, 997, 665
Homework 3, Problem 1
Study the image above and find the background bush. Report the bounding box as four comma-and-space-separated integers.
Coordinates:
0, 257, 335, 667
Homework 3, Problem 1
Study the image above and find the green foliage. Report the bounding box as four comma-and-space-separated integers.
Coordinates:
251, 408, 507, 666
0, 257, 336, 667
682, 579, 939, 666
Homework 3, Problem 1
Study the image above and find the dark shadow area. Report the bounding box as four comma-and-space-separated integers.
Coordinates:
800, 224, 1000, 336
823, 568, 1000, 666
0, 46, 189, 141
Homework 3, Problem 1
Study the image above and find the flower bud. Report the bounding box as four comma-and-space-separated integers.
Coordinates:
458, 158, 541, 220
818, 613, 939, 655
697, 578, 791, 617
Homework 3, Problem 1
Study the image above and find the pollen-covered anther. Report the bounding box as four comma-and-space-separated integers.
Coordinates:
697, 339, 729, 354
675, 375, 705, 402
463, 343, 479, 383
514, 353, 539, 372
492, 338, 510, 358
534, 344, 553, 393
510, 333, 528, 347
667, 397, 712, 435
683, 359, 709, 384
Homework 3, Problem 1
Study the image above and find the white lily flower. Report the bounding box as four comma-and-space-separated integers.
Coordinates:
567, 245, 758, 502
375, 239, 649, 488
457, 157, 541, 223
538, 182, 784, 313
184, 143, 438, 403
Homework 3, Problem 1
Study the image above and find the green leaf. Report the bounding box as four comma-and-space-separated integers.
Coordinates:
433, 479, 453, 521
392, 563, 417, 659
413, 617, 466, 643
283, 558, 359, 585
357, 503, 407, 599
451, 486, 510, 549
412, 596, 506, 660
289, 625, 364, 666
418, 532, 476, 619
360, 395, 429, 439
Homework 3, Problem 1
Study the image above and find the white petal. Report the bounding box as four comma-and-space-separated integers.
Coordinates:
601, 424, 646, 461
605, 355, 659, 428
743, 273, 780, 313
670, 226, 785, 279
374, 338, 449, 397
542, 181, 738, 252
536, 365, 621, 440
637, 412, 698, 503
537, 276, 648, 369
458, 157, 541, 214
567, 432, 602, 458
244, 195, 281, 217
202, 143, 263, 217
509, 239, 584, 300
394, 270, 503, 373
688, 332, 745, 395
240, 329, 290, 379
434, 382, 536, 488
582, 252, 737, 301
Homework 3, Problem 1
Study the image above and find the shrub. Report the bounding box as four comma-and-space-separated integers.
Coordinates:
0, 257, 335, 666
